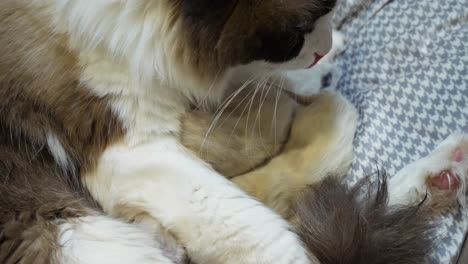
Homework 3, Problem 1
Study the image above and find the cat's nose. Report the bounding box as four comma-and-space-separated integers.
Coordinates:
306, 53, 325, 69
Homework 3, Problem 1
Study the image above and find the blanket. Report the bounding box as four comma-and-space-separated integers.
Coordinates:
333, 0, 468, 262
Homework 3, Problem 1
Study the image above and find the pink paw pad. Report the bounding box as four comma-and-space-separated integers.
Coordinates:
428, 170, 459, 191
453, 148, 464, 163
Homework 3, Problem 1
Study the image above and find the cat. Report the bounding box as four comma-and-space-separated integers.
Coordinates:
1, 1, 466, 263
0, 0, 344, 263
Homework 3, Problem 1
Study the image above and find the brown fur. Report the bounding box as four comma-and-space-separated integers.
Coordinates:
181, 86, 296, 177
0, 213, 60, 264
0, 1, 124, 172
0, 2, 124, 262
0, 134, 95, 264
295, 173, 437, 264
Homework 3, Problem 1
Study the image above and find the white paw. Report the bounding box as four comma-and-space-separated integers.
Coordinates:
389, 133, 468, 208
283, 66, 333, 96
59, 216, 177, 264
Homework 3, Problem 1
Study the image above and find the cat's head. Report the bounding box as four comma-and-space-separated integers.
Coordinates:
176, 0, 336, 71
57, 0, 335, 97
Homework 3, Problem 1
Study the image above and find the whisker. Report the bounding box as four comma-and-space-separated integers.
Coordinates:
195, 70, 221, 110
224, 87, 257, 146
254, 76, 276, 155
244, 76, 267, 137
242, 76, 270, 158
218, 84, 257, 130
225, 76, 267, 150
199, 75, 256, 155
272, 76, 285, 149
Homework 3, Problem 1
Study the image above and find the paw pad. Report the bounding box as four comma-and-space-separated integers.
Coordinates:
427, 170, 459, 191
453, 147, 464, 162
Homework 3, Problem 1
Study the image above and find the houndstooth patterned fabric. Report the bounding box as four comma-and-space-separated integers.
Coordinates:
332, 0, 468, 263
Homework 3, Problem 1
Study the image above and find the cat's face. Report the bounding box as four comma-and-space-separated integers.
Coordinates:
55, 0, 335, 96
172, 0, 336, 81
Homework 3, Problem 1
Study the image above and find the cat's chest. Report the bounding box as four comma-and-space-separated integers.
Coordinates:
79, 54, 188, 145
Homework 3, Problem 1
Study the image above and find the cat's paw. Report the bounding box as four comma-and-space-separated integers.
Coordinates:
283, 65, 334, 97
288, 91, 357, 181
389, 133, 468, 210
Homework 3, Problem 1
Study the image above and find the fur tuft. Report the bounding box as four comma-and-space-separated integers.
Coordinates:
295, 171, 437, 264
0, 197, 91, 264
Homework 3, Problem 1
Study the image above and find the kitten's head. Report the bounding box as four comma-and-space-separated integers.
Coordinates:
57, 0, 335, 98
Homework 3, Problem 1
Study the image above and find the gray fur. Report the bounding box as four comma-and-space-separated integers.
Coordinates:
295, 171, 437, 264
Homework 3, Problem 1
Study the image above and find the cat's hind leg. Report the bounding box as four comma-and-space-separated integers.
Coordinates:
233, 91, 358, 218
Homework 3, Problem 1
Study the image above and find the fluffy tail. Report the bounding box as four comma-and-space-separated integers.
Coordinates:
294, 172, 437, 264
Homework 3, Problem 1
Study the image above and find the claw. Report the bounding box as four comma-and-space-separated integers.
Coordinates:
427, 170, 459, 191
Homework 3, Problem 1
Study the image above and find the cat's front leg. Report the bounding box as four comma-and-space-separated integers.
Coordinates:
389, 133, 468, 209
84, 139, 313, 264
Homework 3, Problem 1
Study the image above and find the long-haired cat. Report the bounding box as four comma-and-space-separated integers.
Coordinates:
0, 1, 345, 263
1, 1, 467, 264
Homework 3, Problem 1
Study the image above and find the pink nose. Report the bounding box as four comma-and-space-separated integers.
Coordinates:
307, 53, 325, 69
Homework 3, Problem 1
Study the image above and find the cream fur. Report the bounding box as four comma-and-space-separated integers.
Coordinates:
233, 91, 358, 219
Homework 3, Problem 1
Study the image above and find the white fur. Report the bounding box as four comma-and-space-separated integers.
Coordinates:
58, 216, 175, 264
389, 133, 468, 206
321, 30, 345, 64
283, 64, 334, 97
284, 30, 346, 96
46, 132, 72, 171
84, 140, 313, 264
44, 0, 337, 263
